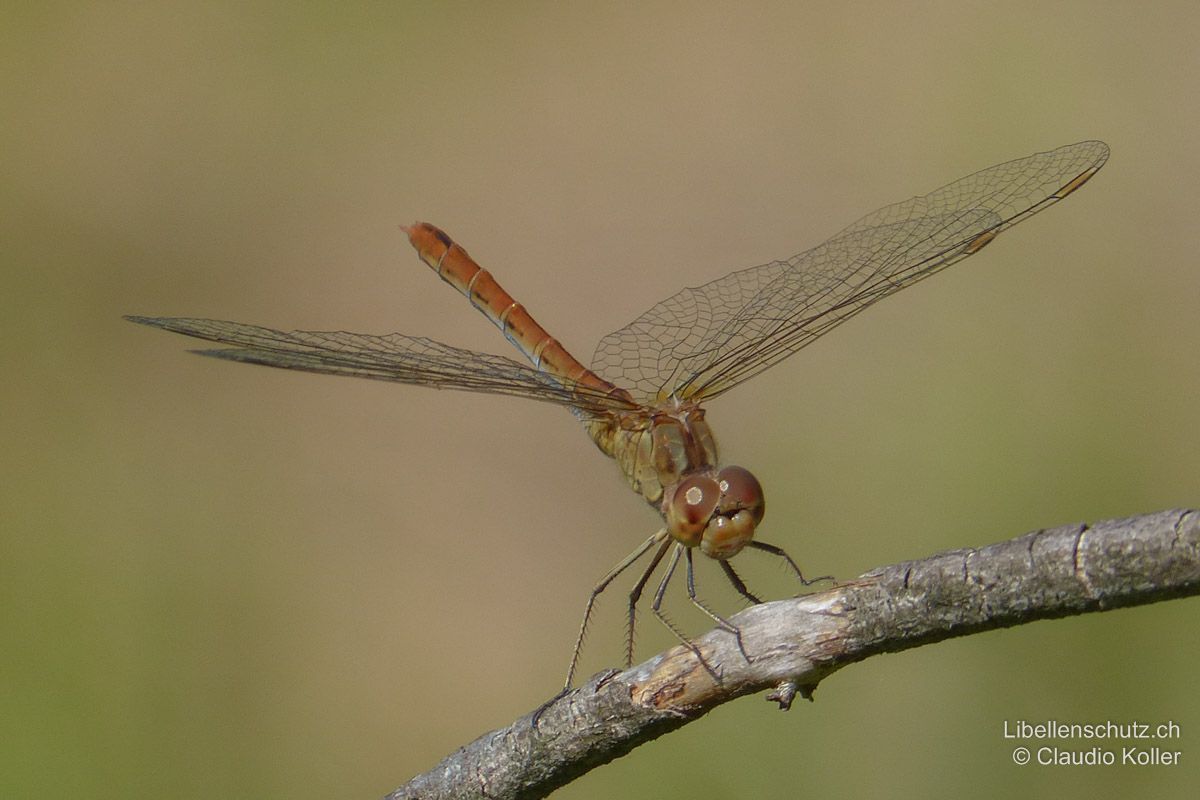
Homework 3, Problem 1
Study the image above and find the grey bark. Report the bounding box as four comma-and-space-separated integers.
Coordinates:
385, 508, 1200, 800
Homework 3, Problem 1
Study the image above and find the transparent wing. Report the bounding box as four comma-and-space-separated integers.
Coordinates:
592, 140, 1109, 403
125, 316, 641, 414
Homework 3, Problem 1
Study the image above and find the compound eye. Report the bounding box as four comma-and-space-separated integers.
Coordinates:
717, 466, 765, 525
666, 474, 720, 545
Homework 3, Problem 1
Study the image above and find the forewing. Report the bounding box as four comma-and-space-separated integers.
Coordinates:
125, 316, 637, 414
591, 140, 1109, 402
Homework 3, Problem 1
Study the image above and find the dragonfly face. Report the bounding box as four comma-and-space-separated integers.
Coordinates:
665, 465, 765, 559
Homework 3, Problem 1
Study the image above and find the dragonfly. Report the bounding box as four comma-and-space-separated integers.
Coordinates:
127, 140, 1109, 689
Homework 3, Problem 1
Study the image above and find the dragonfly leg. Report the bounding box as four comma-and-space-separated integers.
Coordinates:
563, 528, 668, 690
719, 558, 763, 605
746, 540, 834, 587
686, 549, 751, 664
651, 544, 722, 683
623, 537, 673, 669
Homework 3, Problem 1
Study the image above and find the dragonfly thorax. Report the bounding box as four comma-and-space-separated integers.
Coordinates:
587, 403, 765, 559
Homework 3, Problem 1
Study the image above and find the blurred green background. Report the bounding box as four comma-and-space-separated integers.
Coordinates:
3, 2, 1198, 798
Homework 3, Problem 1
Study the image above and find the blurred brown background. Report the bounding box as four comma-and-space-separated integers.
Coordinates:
3, 2, 1198, 798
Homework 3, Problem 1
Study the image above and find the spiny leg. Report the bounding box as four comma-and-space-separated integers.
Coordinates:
685, 549, 751, 663
747, 540, 834, 586
624, 537, 673, 669
719, 559, 763, 605
651, 544, 722, 683
563, 528, 667, 690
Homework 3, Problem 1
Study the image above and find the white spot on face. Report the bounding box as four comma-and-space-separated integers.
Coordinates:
718, 479, 729, 492
685, 485, 704, 506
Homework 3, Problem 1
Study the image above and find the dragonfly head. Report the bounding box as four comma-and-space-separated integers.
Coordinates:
665, 466, 765, 560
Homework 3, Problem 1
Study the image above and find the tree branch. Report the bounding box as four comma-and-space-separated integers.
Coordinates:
385, 508, 1200, 800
